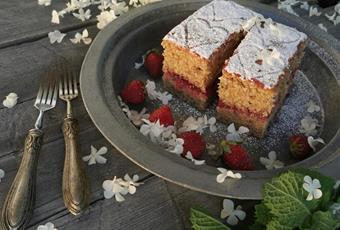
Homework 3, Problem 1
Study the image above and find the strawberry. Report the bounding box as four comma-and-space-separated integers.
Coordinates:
149, 105, 174, 127
221, 141, 254, 170
179, 131, 206, 159
121, 80, 145, 104
144, 49, 164, 78
289, 134, 312, 159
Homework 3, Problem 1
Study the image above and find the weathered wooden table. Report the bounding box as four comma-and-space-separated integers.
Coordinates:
0, 1, 338, 229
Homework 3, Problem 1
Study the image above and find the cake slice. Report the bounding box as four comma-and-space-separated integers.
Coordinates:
217, 18, 307, 138
161, 0, 260, 110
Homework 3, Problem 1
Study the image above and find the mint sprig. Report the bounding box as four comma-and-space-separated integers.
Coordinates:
190, 208, 230, 230
252, 169, 338, 230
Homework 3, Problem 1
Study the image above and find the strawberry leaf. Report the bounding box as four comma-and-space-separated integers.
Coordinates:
190, 208, 230, 230
302, 211, 340, 230
263, 170, 320, 229
220, 141, 230, 153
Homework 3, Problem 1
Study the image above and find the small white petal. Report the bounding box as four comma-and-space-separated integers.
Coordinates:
226, 215, 239, 226
306, 193, 313, 201
51, 10, 60, 24
216, 173, 228, 183
234, 209, 246, 220
3, 93, 18, 108
115, 193, 125, 202
104, 190, 114, 199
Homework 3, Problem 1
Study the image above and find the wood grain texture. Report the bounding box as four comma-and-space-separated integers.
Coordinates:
0, 1, 339, 229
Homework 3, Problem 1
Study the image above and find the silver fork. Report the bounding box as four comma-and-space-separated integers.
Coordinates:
59, 65, 89, 215
1, 72, 58, 230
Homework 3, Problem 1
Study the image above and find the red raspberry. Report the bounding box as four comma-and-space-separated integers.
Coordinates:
221, 141, 254, 171
149, 105, 174, 127
179, 131, 206, 159
121, 80, 145, 104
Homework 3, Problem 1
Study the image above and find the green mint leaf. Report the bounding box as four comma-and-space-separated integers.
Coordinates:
308, 211, 340, 230
292, 168, 335, 209
263, 171, 320, 229
254, 203, 272, 226
190, 208, 230, 230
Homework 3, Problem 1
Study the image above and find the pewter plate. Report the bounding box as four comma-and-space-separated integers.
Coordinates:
80, 0, 340, 199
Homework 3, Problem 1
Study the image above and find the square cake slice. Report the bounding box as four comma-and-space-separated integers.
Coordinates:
217, 18, 307, 138
162, 0, 260, 110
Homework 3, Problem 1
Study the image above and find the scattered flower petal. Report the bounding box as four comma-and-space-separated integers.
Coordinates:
259, 48, 285, 67
309, 6, 322, 17
334, 180, 340, 190
3, 93, 18, 108
307, 100, 321, 113
260, 151, 284, 170
103, 176, 129, 202
307, 136, 325, 152
185, 151, 205, 165
300, 1, 309, 11
73, 8, 91, 22
303, 175, 322, 201
335, 2, 340, 14
51, 10, 60, 24
140, 119, 165, 143
111, 0, 129, 15
37, 222, 57, 230
48, 30, 66, 44
278, 0, 299, 16
38, 0, 51, 6
226, 123, 249, 143
97, 10, 117, 30
216, 168, 242, 183
166, 137, 184, 155
145, 80, 172, 104
82, 145, 108, 165
121, 174, 142, 194
318, 23, 327, 32
70, 29, 92, 45
220, 199, 246, 226
299, 116, 318, 136
0, 169, 5, 183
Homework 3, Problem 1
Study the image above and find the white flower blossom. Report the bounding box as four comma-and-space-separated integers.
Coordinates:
97, 10, 117, 29
3, 93, 18, 108
260, 48, 284, 67
216, 168, 242, 183
278, 1, 299, 16
38, 0, 51, 6
120, 174, 142, 194
166, 137, 184, 155
226, 123, 249, 143
307, 100, 320, 113
325, 13, 340, 25
307, 136, 325, 152
179, 115, 216, 134
134, 54, 146, 69
48, 30, 66, 44
309, 6, 322, 17
129, 108, 150, 127
336, 2, 340, 14
111, 0, 129, 15
303, 175, 322, 201
260, 151, 284, 170
73, 8, 91, 21
0, 169, 5, 183
299, 116, 318, 136
129, 0, 140, 7
145, 80, 172, 105
318, 23, 327, 32
300, 1, 309, 11
82, 145, 108, 165
220, 199, 246, 226
140, 119, 165, 143
103, 176, 129, 202
70, 29, 92, 45
51, 10, 60, 24
185, 152, 205, 165
37, 222, 57, 230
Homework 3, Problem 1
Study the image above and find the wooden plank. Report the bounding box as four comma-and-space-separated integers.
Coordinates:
0, 0, 97, 48
26, 177, 183, 230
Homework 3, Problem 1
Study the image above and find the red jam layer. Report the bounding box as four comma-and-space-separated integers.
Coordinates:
163, 71, 215, 101
217, 100, 269, 121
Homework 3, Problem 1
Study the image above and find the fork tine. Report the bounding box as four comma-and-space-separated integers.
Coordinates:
64, 67, 69, 96
46, 78, 55, 105
68, 68, 74, 95
73, 71, 78, 95
52, 80, 58, 107
35, 83, 44, 105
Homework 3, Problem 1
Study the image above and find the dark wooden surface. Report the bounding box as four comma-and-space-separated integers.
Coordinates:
0, 0, 338, 229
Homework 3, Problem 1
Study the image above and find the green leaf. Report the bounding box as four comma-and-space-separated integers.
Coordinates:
190, 208, 230, 230
263, 171, 320, 229
292, 168, 335, 210
249, 222, 266, 230
307, 211, 340, 230
254, 203, 271, 226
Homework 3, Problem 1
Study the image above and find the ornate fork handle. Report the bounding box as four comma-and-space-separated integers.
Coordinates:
1, 129, 43, 230
62, 117, 89, 215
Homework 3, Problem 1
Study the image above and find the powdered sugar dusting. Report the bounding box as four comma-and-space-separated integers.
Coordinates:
163, 0, 260, 59
226, 19, 307, 89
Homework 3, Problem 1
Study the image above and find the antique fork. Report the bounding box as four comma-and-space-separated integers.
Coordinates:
1, 73, 58, 230
59, 65, 89, 215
